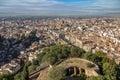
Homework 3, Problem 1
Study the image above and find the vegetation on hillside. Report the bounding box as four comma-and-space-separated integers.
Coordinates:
35, 45, 120, 80
0, 45, 120, 80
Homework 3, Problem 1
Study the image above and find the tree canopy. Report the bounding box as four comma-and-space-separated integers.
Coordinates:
37, 45, 85, 66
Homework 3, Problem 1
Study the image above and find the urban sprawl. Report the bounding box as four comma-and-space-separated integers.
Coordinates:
0, 17, 120, 74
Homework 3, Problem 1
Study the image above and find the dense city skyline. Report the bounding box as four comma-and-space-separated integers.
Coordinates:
0, 0, 120, 16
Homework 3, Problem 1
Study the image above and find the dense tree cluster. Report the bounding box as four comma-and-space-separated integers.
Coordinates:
37, 45, 85, 66
21, 64, 29, 80
35, 45, 120, 80
83, 51, 120, 80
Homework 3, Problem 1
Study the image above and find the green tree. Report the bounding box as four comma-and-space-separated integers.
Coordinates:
14, 73, 21, 80
0, 74, 14, 80
102, 57, 110, 64
83, 52, 102, 65
28, 65, 37, 73
78, 73, 86, 80
116, 65, 120, 80
42, 51, 58, 66
105, 75, 116, 80
95, 51, 106, 58
47, 56, 57, 66
36, 52, 46, 64
21, 64, 29, 80
27, 61, 31, 66
3, 78, 8, 80
70, 47, 85, 58
103, 62, 117, 80
32, 59, 39, 65
70, 47, 79, 57
0, 74, 4, 80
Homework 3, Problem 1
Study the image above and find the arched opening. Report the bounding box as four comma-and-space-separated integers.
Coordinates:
64, 67, 86, 80
66, 66, 80, 76
80, 68, 85, 73
66, 67, 74, 76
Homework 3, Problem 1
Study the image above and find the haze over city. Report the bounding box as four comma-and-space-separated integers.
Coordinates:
0, 0, 120, 16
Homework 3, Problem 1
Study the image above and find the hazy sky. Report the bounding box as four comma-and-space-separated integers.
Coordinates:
0, 0, 120, 16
